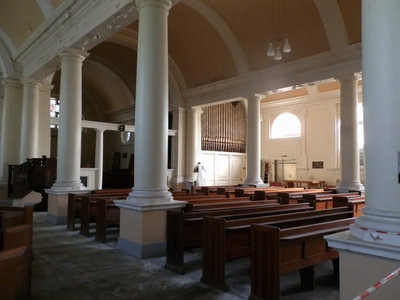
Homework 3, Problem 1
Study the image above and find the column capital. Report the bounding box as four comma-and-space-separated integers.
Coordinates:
135, 0, 175, 12
21, 78, 43, 88
336, 73, 362, 84
2, 78, 23, 89
95, 128, 106, 133
59, 48, 90, 63
170, 106, 186, 113
243, 93, 264, 102
188, 107, 203, 115
40, 83, 55, 92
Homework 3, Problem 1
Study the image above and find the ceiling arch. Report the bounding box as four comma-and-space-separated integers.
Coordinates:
35, 0, 55, 19
0, 28, 16, 54
85, 58, 135, 106
181, 0, 250, 75
0, 31, 15, 78
313, 0, 349, 49
106, 28, 188, 91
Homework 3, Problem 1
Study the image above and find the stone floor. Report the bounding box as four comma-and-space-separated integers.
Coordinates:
31, 213, 339, 300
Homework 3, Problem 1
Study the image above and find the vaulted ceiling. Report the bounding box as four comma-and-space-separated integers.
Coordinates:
0, 0, 362, 120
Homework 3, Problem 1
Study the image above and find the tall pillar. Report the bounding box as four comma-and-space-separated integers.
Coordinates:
46, 50, 89, 225
20, 78, 42, 163
51, 50, 88, 191
38, 84, 53, 158
185, 108, 202, 184
0, 79, 23, 188
116, 0, 185, 259
243, 94, 263, 186
171, 107, 186, 190
336, 75, 364, 191
325, 2, 400, 299
95, 129, 105, 190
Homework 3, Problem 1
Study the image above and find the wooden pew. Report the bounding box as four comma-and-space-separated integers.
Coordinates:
0, 208, 33, 300
278, 189, 330, 205
333, 195, 365, 217
67, 192, 129, 231
165, 203, 313, 274
94, 194, 235, 243
185, 199, 279, 213
249, 218, 354, 300
0, 206, 33, 224
91, 188, 132, 195
0, 247, 30, 300
95, 199, 120, 243
80, 195, 127, 237
201, 207, 353, 289
298, 192, 361, 210
219, 187, 305, 198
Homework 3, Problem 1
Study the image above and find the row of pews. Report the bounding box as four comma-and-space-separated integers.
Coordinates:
165, 185, 365, 300
65, 184, 365, 299
0, 206, 33, 300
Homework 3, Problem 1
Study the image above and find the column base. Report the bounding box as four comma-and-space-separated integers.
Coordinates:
352, 208, 400, 246
115, 199, 186, 258
243, 177, 264, 186
45, 188, 89, 225
127, 187, 173, 204
336, 180, 364, 192
117, 237, 166, 259
52, 180, 86, 191
325, 230, 400, 300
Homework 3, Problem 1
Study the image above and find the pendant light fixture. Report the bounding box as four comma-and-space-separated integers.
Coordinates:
267, 0, 291, 60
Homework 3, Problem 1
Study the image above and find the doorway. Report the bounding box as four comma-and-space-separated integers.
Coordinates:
273, 158, 297, 182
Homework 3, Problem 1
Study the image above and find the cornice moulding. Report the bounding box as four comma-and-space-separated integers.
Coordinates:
184, 43, 361, 107
50, 117, 177, 136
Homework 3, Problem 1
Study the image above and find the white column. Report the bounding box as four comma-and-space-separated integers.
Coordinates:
336, 75, 364, 191
20, 78, 42, 163
0, 79, 23, 185
127, 0, 173, 204
38, 84, 53, 158
95, 129, 105, 190
244, 94, 263, 186
171, 107, 186, 189
51, 50, 88, 191
185, 108, 202, 183
350, 0, 400, 243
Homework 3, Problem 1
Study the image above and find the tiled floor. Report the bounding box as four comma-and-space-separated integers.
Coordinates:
31, 213, 339, 300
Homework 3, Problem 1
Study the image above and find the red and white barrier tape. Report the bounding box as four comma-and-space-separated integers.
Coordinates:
356, 225, 400, 236
352, 267, 400, 300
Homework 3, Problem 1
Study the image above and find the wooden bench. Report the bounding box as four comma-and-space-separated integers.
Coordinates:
95, 199, 121, 243
91, 188, 132, 195
282, 180, 325, 189
333, 195, 365, 217
0, 207, 33, 300
67, 192, 129, 231
201, 207, 353, 289
249, 218, 354, 300
298, 192, 361, 210
165, 203, 313, 274
185, 199, 279, 213
80, 195, 127, 237
278, 189, 330, 205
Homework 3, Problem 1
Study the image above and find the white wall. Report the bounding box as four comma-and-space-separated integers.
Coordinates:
261, 91, 364, 186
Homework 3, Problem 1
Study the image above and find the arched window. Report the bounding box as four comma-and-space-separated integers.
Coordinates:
271, 112, 301, 139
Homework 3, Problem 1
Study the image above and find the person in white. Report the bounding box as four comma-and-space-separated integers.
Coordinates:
193, 162, 207, 186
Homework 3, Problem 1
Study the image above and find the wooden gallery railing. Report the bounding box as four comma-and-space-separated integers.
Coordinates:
8, 157, 57, 199
201, 102, 246, 153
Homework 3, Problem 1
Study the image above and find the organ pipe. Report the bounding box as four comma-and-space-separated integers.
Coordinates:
201, 102, 246, 153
